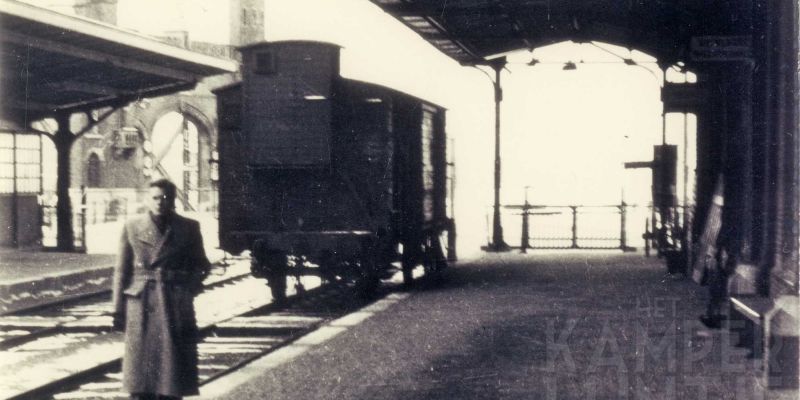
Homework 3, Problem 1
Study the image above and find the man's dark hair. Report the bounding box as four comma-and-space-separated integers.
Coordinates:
149, 178, 178, 200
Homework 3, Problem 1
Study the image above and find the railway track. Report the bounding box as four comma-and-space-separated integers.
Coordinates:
48, 283, 387, 400
0, 258, 320, 400
1, 260, 420, 400
0, 258, 252, 352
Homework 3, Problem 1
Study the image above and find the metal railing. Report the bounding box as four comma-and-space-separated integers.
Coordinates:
41, 205, 85, 250
39, 187, 219, 251
493, 203, 688, 252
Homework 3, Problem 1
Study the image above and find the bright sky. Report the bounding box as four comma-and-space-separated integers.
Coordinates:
256, 0, 684, 254
29, 0, 696, 255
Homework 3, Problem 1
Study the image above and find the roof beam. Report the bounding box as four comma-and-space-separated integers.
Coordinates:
420, 16, 484, 63
3, 30, 201, 82
39, 80, 124, 97
3, 77, 196, 116
423, 32, 525, 40
58, 80, 197, 114
379, 2, 486, 17
0, 0, 236, 74
379, 0, 549, 17
494, 1, 533, 49
4, 98, 59, 113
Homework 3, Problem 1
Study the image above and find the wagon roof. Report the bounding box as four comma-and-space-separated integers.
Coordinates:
338, 77, 447, 112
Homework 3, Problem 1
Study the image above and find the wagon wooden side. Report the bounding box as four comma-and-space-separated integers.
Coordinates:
214, 41, 454, 299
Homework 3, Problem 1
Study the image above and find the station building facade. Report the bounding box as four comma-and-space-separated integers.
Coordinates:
1, 0, 262, 247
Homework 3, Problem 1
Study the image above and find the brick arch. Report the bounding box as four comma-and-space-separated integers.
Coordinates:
139, 99, 215, 142
85, 147, 105, 162
136, 98, 217, 211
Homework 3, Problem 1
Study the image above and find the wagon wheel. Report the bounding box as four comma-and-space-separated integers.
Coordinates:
317, 250, 341, 285
398, 235, 424, 287
292, 255, 308, 296
353, 254, 380, 299
251, 239, 289, 306
373, 231, 399, 280
422, 233, 447, 283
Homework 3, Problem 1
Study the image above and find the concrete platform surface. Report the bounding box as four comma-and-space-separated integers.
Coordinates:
198, 251, 765, 400
0, 249, 116, 284
0, 219, 229, 315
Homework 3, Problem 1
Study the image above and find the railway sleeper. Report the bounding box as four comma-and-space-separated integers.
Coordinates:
46, 279, 376, 400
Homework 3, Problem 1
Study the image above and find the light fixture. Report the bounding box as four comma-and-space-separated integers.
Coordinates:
527, 57, 540, 66
562, 61, 577, 70
623, 58, 637, 66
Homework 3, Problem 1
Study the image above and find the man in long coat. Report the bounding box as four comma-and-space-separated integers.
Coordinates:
112, 179, 211, 400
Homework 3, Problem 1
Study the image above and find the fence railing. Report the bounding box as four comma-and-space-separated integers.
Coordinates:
494, 203, 688, 252
39, 187, 219, 251
41, 205, 85, 250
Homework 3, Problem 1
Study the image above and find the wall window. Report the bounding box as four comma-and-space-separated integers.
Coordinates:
0, 132, 42, 194
87, 153, 101, 188
114, 127, 139, 149
254, 51, 276, 75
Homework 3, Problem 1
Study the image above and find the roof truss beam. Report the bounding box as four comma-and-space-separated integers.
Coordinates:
494, 1, 534, 49
380, 2, 486, 17
57, 80, 197, 114
2, 30, 201, 83
5, 98, 59, 113
379, 1, 549, 17
38, 80, 123, 97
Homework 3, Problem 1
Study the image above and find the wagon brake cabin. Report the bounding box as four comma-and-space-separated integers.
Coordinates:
214, 41, 454, 289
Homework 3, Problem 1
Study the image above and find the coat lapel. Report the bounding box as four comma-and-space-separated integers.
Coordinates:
152, 224, 172, 261
133, 215, 182, 267
150, 216, 189, 266
134, 216, 161, 247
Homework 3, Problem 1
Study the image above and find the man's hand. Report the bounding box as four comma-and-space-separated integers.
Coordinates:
112, 312, 125, 332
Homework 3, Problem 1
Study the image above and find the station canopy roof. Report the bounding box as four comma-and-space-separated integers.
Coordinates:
368, 0, 745, 66
0, 0, 238, 121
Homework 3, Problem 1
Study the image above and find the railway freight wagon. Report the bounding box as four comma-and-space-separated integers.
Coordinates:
214, 41, 454, 300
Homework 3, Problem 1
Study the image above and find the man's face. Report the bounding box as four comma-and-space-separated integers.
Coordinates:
148, 186, 175, 217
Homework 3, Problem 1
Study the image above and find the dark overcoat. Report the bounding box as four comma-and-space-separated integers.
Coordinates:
112, 213, 210, 397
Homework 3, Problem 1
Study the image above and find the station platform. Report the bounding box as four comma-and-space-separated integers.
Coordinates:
0, 248, 116, 315
0, 238, 228, 315
197, 251, 765, 400
0, 249, 116, 284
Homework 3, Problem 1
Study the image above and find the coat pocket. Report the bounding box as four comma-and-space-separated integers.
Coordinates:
123, 280, 147, 297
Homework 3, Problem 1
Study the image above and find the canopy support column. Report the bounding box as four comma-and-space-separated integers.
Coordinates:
489, 57, 509, 252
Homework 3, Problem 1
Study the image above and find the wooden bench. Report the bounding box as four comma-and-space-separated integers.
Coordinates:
729, 295, 774, 358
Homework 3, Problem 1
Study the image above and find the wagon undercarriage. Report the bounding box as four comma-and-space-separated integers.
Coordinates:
244, 229, 448, 301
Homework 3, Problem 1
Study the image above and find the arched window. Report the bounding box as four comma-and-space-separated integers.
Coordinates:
87, 153, 101, 187
152, 112, 201, 211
